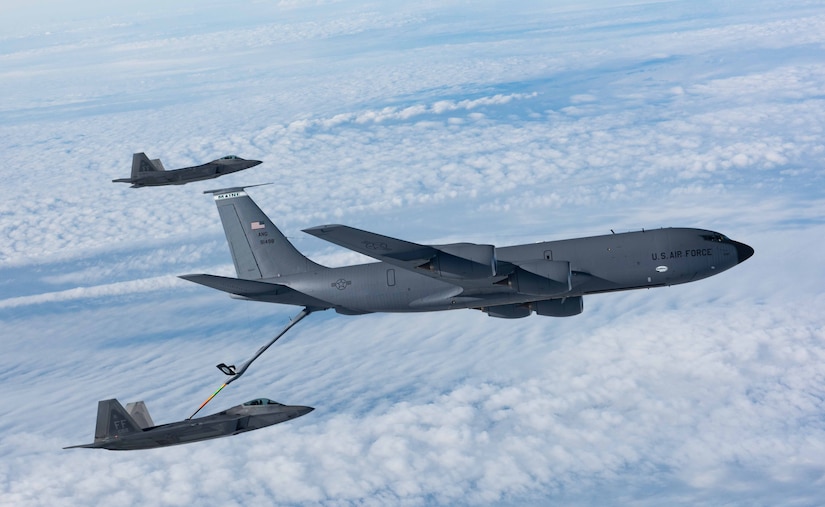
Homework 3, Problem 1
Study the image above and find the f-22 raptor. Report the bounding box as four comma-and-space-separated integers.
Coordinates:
65, 398, 313, 450
181, 186, 753, 318
113, 153, 262, 188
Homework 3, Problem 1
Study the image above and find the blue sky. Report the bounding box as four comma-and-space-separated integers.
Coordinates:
1, 1, 824, 505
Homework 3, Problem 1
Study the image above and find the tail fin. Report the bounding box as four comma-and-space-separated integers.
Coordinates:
206, 187, 322, 279
125, 401, 155, 429
93, 399, 143, 442
131, 152, 164, 179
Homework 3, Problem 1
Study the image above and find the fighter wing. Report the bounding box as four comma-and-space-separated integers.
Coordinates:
303, 225, 498, 280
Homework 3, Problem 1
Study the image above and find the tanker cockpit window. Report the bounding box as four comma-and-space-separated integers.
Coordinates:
701, 234, 728, 242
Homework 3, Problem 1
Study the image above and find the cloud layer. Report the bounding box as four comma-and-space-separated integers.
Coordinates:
1, 1, 824, 506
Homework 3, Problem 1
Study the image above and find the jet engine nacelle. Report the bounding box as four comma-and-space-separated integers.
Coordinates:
420, 243, 497, 279
482, 303, 532, 319
534, 296, 583, 317
505, 260, 571, 296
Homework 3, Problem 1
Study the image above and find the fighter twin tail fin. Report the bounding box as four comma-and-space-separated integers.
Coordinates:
96, 399, 143, 440
125, 401, 155, 429
64, 399, 147, 449
131, 152, 165, 178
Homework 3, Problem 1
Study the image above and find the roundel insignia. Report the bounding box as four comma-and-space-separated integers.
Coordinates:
332, 279, 352, 290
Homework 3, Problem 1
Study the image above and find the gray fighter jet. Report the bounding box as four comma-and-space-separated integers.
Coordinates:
113, 153, 262, 188
65, 398, 313, 450
181, 186, 753, 318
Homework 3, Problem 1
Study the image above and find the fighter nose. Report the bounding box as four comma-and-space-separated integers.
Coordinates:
732, 241, 754, 263
297, 406, 314, 417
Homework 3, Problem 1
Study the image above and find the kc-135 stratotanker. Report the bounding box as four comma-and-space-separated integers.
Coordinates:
181, 186, 753, 319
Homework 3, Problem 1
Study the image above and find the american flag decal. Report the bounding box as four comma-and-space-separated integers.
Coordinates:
251, 221, 266, 230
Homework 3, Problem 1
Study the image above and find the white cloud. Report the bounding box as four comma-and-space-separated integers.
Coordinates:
4, 288, 824, 505
0, 275, 186, 309
2, 0, 825, 505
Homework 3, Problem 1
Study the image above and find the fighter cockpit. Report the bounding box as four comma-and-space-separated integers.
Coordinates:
243, 398, 285, 406
220, 155, 241, 160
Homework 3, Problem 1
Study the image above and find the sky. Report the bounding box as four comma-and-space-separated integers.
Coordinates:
1, 0, 824, 505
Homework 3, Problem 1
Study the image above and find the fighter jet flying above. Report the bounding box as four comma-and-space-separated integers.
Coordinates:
181, 186, 753, 319
113, 153, 262, 188
65, 397, 313, 450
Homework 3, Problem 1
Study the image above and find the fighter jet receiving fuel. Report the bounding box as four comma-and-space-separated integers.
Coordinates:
65, 398, 313, 450
181, 186, 753, 319
113, 153, 262, 188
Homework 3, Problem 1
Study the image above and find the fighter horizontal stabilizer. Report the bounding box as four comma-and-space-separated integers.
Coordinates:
303, 225, 498, 280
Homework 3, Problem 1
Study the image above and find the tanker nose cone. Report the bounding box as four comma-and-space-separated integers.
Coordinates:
733, 241, 754, 263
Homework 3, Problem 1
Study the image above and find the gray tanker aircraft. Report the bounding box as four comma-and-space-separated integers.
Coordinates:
65, 398, 313, 450
113, 153, 262, 188
180, 186, 753, 319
